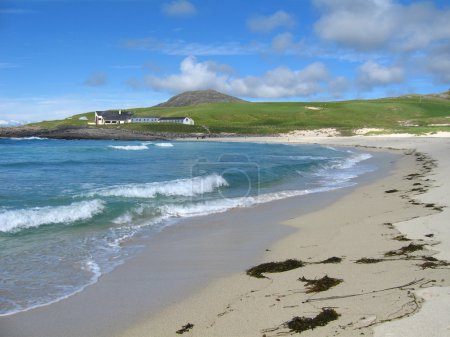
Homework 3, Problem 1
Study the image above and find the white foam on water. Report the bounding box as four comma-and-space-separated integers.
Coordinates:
155, 143, 173, 147
108, 144, 148, 151
10, 137, 48, 140
89, 174, 228, 199
0, 200, 105, 233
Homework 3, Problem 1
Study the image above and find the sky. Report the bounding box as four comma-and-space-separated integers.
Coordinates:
1, 0, 450, 123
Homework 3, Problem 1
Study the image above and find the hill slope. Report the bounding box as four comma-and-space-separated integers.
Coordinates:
22, 93, 450, 136
155, 90, 247, 107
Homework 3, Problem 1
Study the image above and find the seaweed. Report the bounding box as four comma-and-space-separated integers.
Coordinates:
385, 243, 424, 257
299, 275, 343, 293
423, 256, 438, 261
419, 261, 450, 269
355, 258, 383, 264
285, 308, 340, 333
176, 323, 194, 334
319, 256, 342, 264
246, 259, 304, 278
393, 235, 411, 241
385, 189, 399, 193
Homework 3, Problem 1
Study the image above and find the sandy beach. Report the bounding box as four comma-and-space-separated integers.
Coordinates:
1, 134, 449, 337
117, 134, 450, 337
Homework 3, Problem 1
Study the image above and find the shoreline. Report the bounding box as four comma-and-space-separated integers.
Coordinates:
1, 136, 449, 336
118, 135, 450, 337
0, 145, 393, 337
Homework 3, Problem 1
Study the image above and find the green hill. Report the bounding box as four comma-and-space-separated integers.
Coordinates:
29, 93, 450, 135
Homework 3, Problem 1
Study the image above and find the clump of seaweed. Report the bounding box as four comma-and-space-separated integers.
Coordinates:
355, 258, 383, 264
423, 256, 438, 261
285, 308, 340, 333
385, 189, 399, 193
176, 323, 194, 334
246, 259, 304, 279
385, 243, 424, 257
319, 256, 342, 264
393, 235, 411, 241
299, 275, 343, 293
419, 260, 450, 269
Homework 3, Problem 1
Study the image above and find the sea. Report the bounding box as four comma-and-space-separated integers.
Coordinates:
0, 138, 375, 316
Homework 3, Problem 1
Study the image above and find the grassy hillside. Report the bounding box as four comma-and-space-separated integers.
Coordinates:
29, 95, 450, 135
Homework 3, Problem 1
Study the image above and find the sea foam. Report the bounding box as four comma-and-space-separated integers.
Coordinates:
108, 144, 148, 151
0, 200, 105, 233
89, 174, 228, 199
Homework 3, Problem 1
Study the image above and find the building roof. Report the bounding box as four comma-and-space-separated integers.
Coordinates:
131, 116, 159, 119
159, 116, 191, 121
96, 110, 133, 121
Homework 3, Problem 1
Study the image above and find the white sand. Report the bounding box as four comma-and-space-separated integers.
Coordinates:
120, 134, 450, 337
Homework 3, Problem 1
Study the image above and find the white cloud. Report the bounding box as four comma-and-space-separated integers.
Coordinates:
247, 10, 296, 33
161, 0, 196, 17
271, 32, 294, 53
328, 76, 350, 98
314, 0, 450, 52
357, 60, 404, 89
120, 37, 263, 56
141, 56, 329, 99
426, 45, 450, 84
84, 72, 108, 87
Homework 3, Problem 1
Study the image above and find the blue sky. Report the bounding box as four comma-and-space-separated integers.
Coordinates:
1, 0, 450, 123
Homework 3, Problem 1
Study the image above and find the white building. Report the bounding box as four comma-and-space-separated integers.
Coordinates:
130, 116, 160, 123
95, 110, 133, 125
158, 117, 195, 125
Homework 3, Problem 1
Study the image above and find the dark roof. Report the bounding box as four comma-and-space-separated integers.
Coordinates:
96, 110, 133, 121
131, 116, 159, 119
159, 117, 190, 120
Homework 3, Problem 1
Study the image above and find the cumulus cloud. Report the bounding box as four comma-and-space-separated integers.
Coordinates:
328, 76, 350, 98
161, 0, 196, 17
270, 32, 296, 53
84, 72, 108, 87
247, 10, 296, 33
357, 60, 404, 89
426, 45, 450, 84
314, 0, 450, 52
140, 56, 329, 98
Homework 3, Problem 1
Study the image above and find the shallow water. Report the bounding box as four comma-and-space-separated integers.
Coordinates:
0, 138, 375, 315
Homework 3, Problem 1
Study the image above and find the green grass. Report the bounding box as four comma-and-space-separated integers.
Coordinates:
28, 95, 450, 135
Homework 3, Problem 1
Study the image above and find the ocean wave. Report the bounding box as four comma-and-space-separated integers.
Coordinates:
157, 186, 337, 220
155, 143, 173, 147
10, 137, 48, 141
108, 144, 149, 151
88, 174, 228, 199
0, 200, 105, 233
331, 152, 372, 170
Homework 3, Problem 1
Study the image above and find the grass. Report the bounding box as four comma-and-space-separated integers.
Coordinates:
27, 95, 450, 135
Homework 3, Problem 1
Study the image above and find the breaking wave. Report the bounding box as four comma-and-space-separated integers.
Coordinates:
108, 144, 148, 151
88, 174, 228, 199
0, 200, 105, 233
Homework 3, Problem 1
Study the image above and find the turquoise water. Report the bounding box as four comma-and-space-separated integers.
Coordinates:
0, 138, 374, 315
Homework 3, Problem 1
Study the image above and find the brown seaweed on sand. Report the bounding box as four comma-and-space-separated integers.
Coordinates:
319, 256, 343, 264
285, 308, 340, 333
385, 243, 425, 257
355, 258, 383, 264
246, 259, 304, 278
176, 323, 194, 334
298, 275, 343, 293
